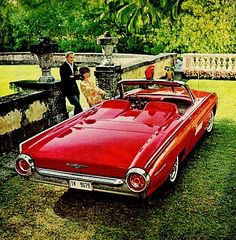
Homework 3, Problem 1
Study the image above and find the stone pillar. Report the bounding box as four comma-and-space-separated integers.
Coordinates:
94, 65, 122, 98
95, 31, 122, 98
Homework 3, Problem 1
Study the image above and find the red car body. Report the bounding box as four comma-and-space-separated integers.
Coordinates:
15, 79, 217, 198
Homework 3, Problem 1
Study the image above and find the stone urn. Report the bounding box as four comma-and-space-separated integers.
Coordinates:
30, 37, 58, 82
97, 31, 118, 66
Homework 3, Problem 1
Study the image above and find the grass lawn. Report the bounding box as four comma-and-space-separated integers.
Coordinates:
0, 65, 95, 110
0, 65, 47, 96
0, 79, 235, 239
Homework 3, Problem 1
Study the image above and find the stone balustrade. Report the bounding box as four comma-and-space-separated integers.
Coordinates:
0, 81, 68, 153
183, 53, 236, 79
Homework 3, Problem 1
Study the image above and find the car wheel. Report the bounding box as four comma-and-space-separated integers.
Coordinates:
169, 156, 179, 183
206, 111, 214, 133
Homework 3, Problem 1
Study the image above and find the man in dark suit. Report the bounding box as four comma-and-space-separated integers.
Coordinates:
60, 51, 83, 115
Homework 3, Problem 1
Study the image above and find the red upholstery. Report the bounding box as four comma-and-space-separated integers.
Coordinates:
135, 101, 179, 126
143, 101, 179, 114
100, 99, 131, 109
85, 100, 131, 121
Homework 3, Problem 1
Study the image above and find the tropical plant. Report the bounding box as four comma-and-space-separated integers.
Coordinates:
165, 0, 236, 53
0, 0, 235, 54
114, 0, 182, 33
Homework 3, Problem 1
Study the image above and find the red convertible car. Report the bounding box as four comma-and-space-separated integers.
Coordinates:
15, 79, 217, 198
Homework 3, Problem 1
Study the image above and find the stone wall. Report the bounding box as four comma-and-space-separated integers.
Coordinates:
0, 52, 102, 66
0, 81, 68, 153
122, 53, 176, 79
0, 52, 37, 65
0, 52, 176, 71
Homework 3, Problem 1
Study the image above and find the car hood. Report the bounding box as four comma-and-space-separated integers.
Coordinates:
24, 119, 160, 178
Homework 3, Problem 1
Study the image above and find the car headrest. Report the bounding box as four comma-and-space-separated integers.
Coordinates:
100, 99, 131, 110
143, 101, 178, 114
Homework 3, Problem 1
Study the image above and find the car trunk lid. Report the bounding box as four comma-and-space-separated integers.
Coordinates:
26, 120, 157, 178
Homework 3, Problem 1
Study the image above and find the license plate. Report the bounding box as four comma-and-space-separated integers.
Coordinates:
69, 180, 93, 191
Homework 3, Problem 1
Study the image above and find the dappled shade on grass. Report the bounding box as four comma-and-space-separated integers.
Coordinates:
0, 80, 235, 239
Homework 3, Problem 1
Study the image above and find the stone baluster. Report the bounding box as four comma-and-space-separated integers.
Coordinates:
223, 57, 227, 71
231, 58, 236, 71
204, 57, 210, 71
215, 56, 219, 71
228, 57, 233, 71
225, 58, 229, 70
191, 56, 196, 69
198, 57, 203, 70
210, 58, 213, 71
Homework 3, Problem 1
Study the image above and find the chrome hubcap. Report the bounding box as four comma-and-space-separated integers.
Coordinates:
206, 112, 214, 132
169, 157, 179, 182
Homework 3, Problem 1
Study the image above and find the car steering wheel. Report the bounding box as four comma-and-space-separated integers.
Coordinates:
128, 94, 142, 109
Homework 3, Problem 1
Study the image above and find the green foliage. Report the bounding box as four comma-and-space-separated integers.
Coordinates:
113, 0, 182, 33
115, 0, 160, 33
0, 0, 235, 53
147, 0, 236, 54
0, 0, 106, 52
166, 0, 236, 53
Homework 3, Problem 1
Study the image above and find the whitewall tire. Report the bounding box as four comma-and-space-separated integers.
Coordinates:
169, 156, 179, 183
206, 111, 214, 133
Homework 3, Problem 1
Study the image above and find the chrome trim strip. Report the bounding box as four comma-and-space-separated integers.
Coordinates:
154, 163, 167, 176
66, 163, 88, 169
36, 168, 124, 186
29, 170, 145, 198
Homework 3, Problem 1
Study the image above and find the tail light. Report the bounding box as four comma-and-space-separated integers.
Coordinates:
126, 168, 150, 192
15, 154, 34, 176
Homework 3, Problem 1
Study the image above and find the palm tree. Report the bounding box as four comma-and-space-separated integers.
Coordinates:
115, 0, 182, 32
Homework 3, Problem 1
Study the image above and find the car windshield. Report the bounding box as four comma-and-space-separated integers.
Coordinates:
118, 80, 191, 99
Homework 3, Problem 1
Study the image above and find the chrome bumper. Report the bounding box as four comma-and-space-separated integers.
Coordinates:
29, 168, 146, 198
